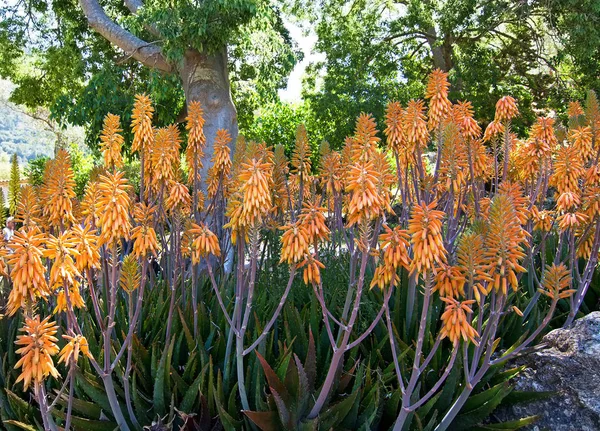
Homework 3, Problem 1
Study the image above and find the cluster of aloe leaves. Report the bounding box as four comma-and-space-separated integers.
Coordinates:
0, 249, 554, 430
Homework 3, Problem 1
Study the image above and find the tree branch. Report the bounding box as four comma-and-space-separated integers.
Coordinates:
122, 0, 163, 38
79, 0, 173, 73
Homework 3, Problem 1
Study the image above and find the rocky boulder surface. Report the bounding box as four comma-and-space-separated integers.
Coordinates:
494, 312, 600, 430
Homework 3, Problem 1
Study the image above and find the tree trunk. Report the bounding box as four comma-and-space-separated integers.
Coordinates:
427, 33, 453, 73
180, 47, 238, 186
426, 32, 462, 92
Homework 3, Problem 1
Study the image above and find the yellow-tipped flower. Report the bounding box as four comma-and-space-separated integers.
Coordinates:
531, 206, 554, 233
58, 334, 93, 366
379, 225, 411, 271
482, 120, 505, 142
583, 185, 600, 219
54, 286, 85, 314
483, 194, 526, 295
569, 126, 593, 162
280, 222, 310, 265
71, 225, 100, 271
352, 113, 381, 161
494, 96, 519, 123
14, 315, 59, 390
185, 101, 206, 187
439, 298, 479, 345
81, 181, 101, 227
151, 125, 181, 187
189, 222, 221, 263
291, 124, 312, 183
551, 145, 584, 195
131, 203, 159, 258
556, 191, 581, 212
370, 263, 400, 290
272, 144, 290, 214
346, 160, 383, 226
529, 117, 557, 158
408, 201, 447, 276
434, 264, 465, 298
557, 211, 587, 232
438, 122, 468, 194
298, 201, 330, 244
100, 113, 124, 169
404, 99, 429, 150
567, 101, 584, 119
15, 185, 42, 228
299, 254, 325, 285
45, 149, 76, 228
96, 171, 132, 246
7, 228, 49, 316
225, 158, 273, 236
539, 264, 575, 300
131, 94, 154, 154
456, 232, 491, 302
166, 181, 192, 214
320, 150, 344, 197
207, 129, 232, 199
454, 101, 481, 140
44, 231, 81, 290
120, 254, 141, 294
425, 69, 452, 130
384, 101, 406, 153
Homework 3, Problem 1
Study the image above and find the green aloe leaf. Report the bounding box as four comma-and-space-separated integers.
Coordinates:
180, 363, 208, 413
255, 351, 291, 404
51, 409, 118, 431
154, 336, 175, 416
2, 420, 37, 431
304, 331, 317, 392
320, 389, 359, 429
469, 415, 539, 430
452, 382, 513, 430
54, 392, 102, 419
178, 307, 195, 351
271, 388, 292, 428
74, 372, 113, 417
243, 410, 279, 431
214, 390, 242, 431
132, 374, 151, 426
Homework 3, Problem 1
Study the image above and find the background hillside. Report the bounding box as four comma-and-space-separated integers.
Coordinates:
0, 80, 84, 179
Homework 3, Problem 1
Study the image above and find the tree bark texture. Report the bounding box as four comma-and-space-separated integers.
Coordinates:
78, 0, 238, 184
180, 48, 238, 186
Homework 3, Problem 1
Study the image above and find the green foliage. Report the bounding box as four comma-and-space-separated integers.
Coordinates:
66, 143, 95, 198
0, 0, 300, 151
25, 144, 95, 198
8, 153, 19, 216
133, 0, 259, 61
298, 0, 594, 142
0, 189, 6, 227
543, 0, 600, 93
244, 101, 322, 154
0, 250, 539, 430
24, 156, 49, 187
52, 64, 185, 151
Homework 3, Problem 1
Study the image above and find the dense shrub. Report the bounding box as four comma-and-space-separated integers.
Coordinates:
0, 71, 599, 431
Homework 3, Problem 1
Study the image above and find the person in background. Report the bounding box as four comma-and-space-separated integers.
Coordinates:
3, 217, 15, 241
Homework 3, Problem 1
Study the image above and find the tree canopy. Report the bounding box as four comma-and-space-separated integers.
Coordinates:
298, 0, 597, 146
0, 0, 300, 149
2, 0, 600, 152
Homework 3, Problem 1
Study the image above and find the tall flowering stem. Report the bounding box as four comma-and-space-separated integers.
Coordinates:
5, 84, 600, 431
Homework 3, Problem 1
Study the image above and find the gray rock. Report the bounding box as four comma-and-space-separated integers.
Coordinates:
493, 312, 600, 431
